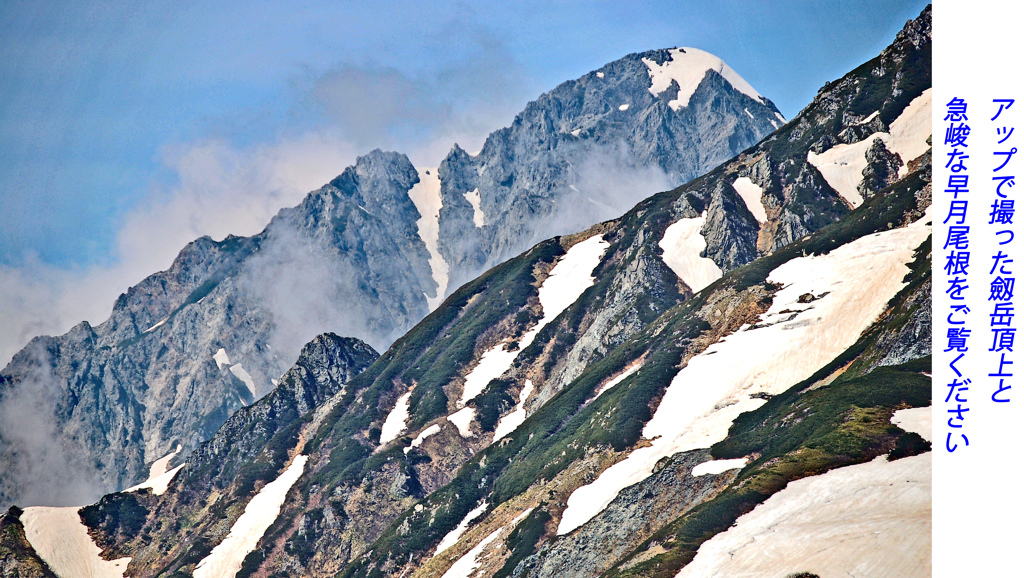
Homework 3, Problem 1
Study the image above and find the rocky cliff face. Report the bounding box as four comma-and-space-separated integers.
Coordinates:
0, 45, 782, 511
437, 47, 784, 290
64, 8, 932, 578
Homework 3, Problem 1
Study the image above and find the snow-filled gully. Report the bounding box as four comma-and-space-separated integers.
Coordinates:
408, 167, 450, 309
557, 210, 931, 535
194, 455, 308, 578
807, 89, 932, 207
21, 507, 131, 578
446, 234, 610, 438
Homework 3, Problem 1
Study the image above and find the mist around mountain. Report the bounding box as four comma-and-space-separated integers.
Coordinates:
1, 5, 932, 578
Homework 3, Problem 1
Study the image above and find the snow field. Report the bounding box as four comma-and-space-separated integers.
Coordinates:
379, 388, 414, 446
464, 188, 486, 227
440, 508, 534, 578
807, 88, 932, 206
657, 213, 723, 293
405, 423, 442, 454
642, 47, 763, 111
491, 379, 535, 442
124, 444, 183, 495
408, 168, 450, 309
691, 458, 748, 477
675, 453, 931, 578
731, 177, 767, 223
891, 405, 932, 442
557, 210, 931, 535
21, 506, 131, 578
433, 501, 489, 557
193, 455, 308, 578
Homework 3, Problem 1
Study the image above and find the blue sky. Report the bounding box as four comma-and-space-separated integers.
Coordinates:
1, 0, 928, 269
0, 1, 930, 364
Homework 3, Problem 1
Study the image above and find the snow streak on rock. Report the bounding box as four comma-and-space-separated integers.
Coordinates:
676, 453, 931, 578
404, 423, 442, 454
22, 506, 131, 578
658, 213, 722, 293
124, 444, 183, 495
379, 388, 413, 446
590, 363, 642, 403
213, 348, 231, 369
409, 167, 450, 309
459, 234, 610, 406
643, 47, 763, 110
440, 508, 534, 578
433, 501, 489, 557
464, 188, 485, 228
691, 458, 748, 477
557, 211, 931, 535
194, 455, 308, 578
731, 177, 767, 223
229, 364, 257, 398
492, 379, 534, 442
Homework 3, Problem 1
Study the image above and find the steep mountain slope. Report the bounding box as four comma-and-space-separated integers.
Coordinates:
62, 7, 932, 577
0, 48, 781, 510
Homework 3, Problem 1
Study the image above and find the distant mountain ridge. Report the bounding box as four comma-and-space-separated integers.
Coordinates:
1, 7, 935, 577
0, 44, 783, 509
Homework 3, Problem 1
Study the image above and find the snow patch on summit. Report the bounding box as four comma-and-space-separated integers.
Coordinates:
643, 47, 763, 110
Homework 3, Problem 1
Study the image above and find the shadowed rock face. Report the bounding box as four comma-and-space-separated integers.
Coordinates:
0, 48, 780, 510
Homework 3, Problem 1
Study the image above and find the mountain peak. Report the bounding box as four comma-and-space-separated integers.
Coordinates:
641, 46, 766, 111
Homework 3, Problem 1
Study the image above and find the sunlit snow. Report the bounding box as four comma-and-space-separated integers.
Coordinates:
676, 453, 930, 578
590, 363, 642, 402
891, 406, 932, 442
433, 501, 489, 557
642, 47, 763, 111
124, 444, 183, 495
744, 108, 753, 119
775, 111, 786, 124
379, 388, 413, 446
658, 213, 722, 293
464, 188, 486, 227
596, 71, 605, 79
229, 364, 257, 398
144, 316, 169, 333
557, 210, 931, 534
22, 506, 131, 578
440, 508, 534, 578
448, 407, 477, 438
409, 168, 450, 309
459, 234, 610, 406
404, 423, 442, 454
213, 348, 231, 369
194, 455, 308, 578
857, 110, 880, 125
808, 88, 932, 207
691, 458, 747, 477
619, 103, 630, 111
491, 379, 534, 442
731, 177, 767, 223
